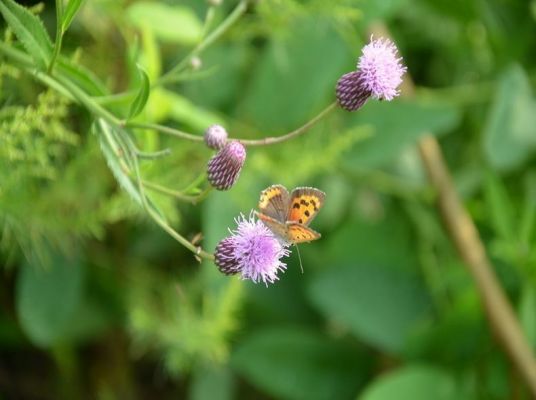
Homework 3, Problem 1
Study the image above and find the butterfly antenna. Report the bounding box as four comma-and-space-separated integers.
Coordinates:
295, 244, 304, 274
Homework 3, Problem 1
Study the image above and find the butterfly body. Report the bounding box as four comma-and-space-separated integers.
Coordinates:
257, 185, 325, 244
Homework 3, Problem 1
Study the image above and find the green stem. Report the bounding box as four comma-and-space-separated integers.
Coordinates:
238, 102, 337, 146
157, 0, 248, 86
55, 74, 122, 125
143, 180, 212, 204
115, 129, 214, 260
182, 172, 208, 194
135, 148, 171, 160
201, 6, 217, 39
48, 0, 64, 73
127, 121, 204, 142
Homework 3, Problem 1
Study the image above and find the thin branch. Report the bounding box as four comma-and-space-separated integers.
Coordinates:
156, 0, 249, 86
126, 121, 204, 142
117, 129, 214, 260
369, 23, 536, 396
237, 102, 338, 146
143, 180, 212, 204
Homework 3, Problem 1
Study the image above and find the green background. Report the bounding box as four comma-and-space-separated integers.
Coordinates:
1, 0, 536, 398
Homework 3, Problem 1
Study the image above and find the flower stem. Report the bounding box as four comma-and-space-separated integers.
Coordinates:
116, 129, 214, 260
48, 0, 64, 74
237, 102, 337, 146
126, 121, 204, 142
156, 0, 249, 86
143, 180, 212, 204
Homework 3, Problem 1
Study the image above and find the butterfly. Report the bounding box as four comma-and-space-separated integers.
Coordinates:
256, 185, 325, 244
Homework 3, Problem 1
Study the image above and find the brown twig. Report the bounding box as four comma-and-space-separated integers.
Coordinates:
369, 23, 536, 395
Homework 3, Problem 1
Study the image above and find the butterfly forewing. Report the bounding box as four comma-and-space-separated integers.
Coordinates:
287, 187, 325, 226
258, 184, 290, 222
257, 212, 289, 239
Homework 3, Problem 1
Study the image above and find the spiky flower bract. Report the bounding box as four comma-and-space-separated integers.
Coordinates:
207, 141, 246, 190
214, 213, 291, 285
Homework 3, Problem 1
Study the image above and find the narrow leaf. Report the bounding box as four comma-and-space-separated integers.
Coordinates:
0, 0, 53, 69
57, 58, 108, 97
93, 119, 142, 205
128, 65, 151, 119
62, 0, 85, 32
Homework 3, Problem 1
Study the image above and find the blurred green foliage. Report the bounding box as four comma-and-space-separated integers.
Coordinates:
1, 0, 536, 399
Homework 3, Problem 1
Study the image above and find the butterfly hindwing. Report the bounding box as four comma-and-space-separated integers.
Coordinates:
286, 222, 321, 244
258, 184, 290, 222
287, 187, 325, 226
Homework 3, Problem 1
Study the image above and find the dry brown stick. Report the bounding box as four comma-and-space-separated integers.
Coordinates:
369, 23, 536, 395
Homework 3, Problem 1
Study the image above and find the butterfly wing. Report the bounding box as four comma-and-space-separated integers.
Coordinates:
286, 222, 321, 244
287, 187, 325, 226
257, 212, 289, 240
258, 184, 290, 223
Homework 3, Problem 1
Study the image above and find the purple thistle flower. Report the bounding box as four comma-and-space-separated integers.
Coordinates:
204, 124, 228, 150
214, 213, 291, 285
336, 36, 407, 111
207, 141, 246, 190
357, 36, 407, 101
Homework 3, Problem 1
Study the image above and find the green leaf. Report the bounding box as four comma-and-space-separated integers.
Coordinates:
484, 65, 536, 171
344, 100, 461, 169
57, 58, 108, 97
164, 90, 224, 131
190, 365, 235, 400
0, 0, 53, 69
62, 0, 84, 32
359, 365, 458, 400
93, 119, 142, 206
16, 249, 85, 347
126, 2, 202, 44
231, 327, 368, 400
519, 284, 536, 350
308, 264, 431, 353
484, 172, 516, 242
359, 0, 410, 23
240, 16, 352, 131
128, 65, 151, 119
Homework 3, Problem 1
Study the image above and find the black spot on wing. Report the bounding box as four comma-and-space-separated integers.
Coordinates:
293, 203, 300, 209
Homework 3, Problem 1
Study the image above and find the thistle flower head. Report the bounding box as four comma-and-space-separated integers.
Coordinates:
204, 124, 228, 150
357, 36, 407, 101
214, 213, 291, 285
207, 140, 246, 190
336, 36, 406, 111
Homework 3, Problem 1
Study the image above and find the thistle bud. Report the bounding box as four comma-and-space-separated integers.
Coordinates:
207, 141, 246, 190
204, 124, 228, 150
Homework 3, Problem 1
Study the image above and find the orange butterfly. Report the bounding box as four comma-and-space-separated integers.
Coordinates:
256, 185, 325, 244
